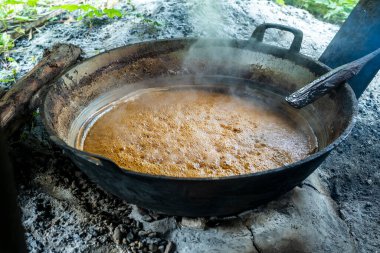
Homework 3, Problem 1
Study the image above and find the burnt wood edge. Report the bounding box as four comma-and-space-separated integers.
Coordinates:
0, 43, 83, 138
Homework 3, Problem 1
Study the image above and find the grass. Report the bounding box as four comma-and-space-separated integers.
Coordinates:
51, 3, 125, 27
275, 0, 359, 24
0, 32, 13, 54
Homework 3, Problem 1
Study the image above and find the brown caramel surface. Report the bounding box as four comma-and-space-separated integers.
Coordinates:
82, 89, 316, 177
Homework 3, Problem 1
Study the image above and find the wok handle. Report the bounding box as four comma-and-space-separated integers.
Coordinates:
251, 23, 303, 53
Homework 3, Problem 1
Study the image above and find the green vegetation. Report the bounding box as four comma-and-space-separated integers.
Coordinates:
275, 0, 359, 24
0, 32, 13, 54
52, 3, 123, 21
0, 55, 18, 85
1, 0, 42, 30
0, 0, 161, 87
0, 0, 159, 53
50, 3, 126, 27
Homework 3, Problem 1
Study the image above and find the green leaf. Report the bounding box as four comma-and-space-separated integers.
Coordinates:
3, 0, 25, 5
0, 32, 14, 53
92, 9, 103, 17
79, 4, 97, 12
26, 0, 38, 7
14, 26, 25, 34
51, 4, 81, 12
0, 78, 15, 83
103, 8, 123, 18
13, 15, 35, 21
153, 21, 161, 27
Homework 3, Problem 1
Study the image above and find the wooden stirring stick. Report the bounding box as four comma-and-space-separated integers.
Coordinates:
286, 48, 380, 109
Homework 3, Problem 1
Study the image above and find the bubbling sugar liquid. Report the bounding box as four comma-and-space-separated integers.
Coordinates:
82, 88, 317, 178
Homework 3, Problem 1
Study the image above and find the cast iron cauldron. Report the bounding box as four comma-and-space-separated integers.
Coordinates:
41, 24, 358, 216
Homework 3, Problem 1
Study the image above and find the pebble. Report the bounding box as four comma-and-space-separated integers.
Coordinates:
149, 243, 158, 252
181, 217, 206, 229
112, 227, 122, 244
148, 232, 157, 238
138, 230, 148, 237
164, 242, 173, 253
127, 231, 135, 242
142, 215, 153, 222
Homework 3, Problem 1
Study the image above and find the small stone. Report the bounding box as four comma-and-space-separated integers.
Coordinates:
164, 241, 173, 253
112, 227, 122, 244
138, 230, 148, 237
142, 215, 153, 222
367, 179, 373, 185
181, 217, 206, 229
126, 232, 135, 242
158, 245, 165, 253
119, 226, 126, 233
149, 243, 158, 252
148, 232, 157, 238
364, 202, 373, 208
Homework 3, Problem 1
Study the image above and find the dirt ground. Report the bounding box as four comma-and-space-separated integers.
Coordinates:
2, 0, 379, 252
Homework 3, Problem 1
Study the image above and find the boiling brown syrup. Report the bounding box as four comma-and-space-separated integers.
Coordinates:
82, 89, 317, 177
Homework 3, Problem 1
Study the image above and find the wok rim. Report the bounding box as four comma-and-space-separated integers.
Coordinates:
41, 38, 359, 182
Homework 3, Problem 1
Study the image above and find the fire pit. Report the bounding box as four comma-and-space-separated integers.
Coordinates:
3, 0, 377, 251
41, 24, 356, 216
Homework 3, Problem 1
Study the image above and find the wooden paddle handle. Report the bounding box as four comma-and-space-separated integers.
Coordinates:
286, 48, 380, 109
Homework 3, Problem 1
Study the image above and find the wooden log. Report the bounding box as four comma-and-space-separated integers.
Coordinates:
0, 43, 82, 137
0, 88, 5, 99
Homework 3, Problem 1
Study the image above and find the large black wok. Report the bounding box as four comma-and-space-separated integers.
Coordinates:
41, 24, 358, 216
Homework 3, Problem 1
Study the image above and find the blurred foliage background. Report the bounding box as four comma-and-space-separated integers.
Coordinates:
275, 0, 359, 24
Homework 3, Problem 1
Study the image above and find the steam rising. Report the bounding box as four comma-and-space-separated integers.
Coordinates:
182, 1, 240, 76
188, 0, 226, 37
